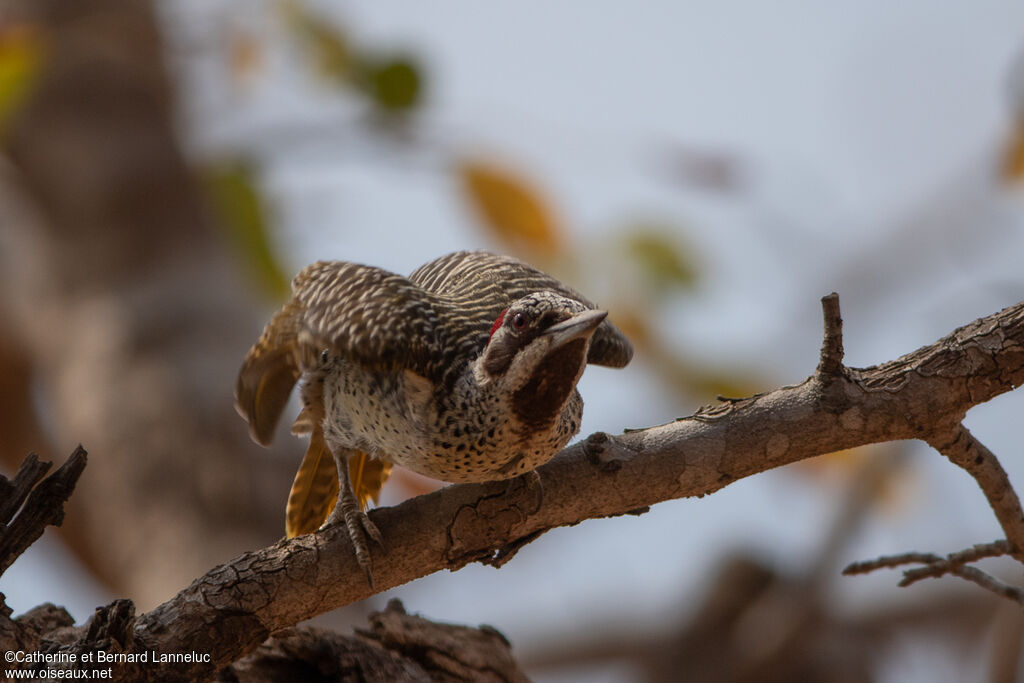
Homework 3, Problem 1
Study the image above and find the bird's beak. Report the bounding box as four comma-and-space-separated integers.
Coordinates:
542, 309, 607, 349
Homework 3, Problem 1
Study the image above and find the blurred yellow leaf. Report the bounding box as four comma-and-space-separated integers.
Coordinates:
202, 161, 290, 300
0, 25, 43, 137
228, 30, 264, 86
1003, 122, 1024, 182
802, 446, 870, 477
794, 445, 913, 514
459, 159, 563, 256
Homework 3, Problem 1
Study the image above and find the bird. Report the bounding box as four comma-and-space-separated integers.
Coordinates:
235, 250, 632, 585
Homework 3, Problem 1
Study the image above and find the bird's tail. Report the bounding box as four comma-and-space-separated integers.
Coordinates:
285, 423, 339, 538
350, 451, 392, 510
285, 426, 393, 537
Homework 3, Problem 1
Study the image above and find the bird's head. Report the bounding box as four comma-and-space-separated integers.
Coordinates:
476, 292, 607, 429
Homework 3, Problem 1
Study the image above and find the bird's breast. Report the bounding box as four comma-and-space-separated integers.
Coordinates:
318, 359, 584, 484
321, 361, 431, 461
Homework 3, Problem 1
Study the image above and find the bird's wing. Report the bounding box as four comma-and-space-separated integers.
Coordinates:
293, 261, 445, 369
236, 252, 634, 446
409, 250, 633, 368
235, 261, 447, 445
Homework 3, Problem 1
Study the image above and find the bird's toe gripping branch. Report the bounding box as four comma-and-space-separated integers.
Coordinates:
327, 448, 385, 587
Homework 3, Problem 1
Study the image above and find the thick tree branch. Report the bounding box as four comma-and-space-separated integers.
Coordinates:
23, 295, 1024, 681
68, 294, 1017, 682
219, 598, 528, 681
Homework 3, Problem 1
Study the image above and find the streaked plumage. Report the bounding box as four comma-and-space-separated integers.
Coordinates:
235, 250, 632, 583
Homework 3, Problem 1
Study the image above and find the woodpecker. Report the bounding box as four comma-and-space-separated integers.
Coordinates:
235, 250, 632, 584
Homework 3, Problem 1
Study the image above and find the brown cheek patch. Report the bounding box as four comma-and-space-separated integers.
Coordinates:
511, 339, 587, 432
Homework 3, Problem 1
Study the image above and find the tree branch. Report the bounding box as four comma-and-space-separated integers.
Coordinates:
0, 453, 51, 525
841, 410, 1024, 599
927, 426, 1024, 558
0, 447, 87, 575
817, 291, 844, 376
945, 566, 1024, 603
843, 541, 1024, 604
26, 295, 1024, 681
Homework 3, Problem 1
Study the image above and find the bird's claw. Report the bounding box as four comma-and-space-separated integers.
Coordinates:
325, 503, 380, 588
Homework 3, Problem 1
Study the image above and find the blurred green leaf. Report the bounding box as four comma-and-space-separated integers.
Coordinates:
669, 360, 762, 403
203, 161, 290, 300
282, 1, 423, 113
282, 0, 353, 81
623, 227, 699, 295
0, 26, 44, 138
359, 56, 422, 111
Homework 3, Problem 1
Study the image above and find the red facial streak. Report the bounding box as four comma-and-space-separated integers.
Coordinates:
489, 308, 508, 340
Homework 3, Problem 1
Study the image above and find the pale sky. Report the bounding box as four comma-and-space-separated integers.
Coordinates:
5, 3, 1024, 681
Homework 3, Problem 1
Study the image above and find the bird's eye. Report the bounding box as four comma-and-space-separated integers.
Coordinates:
512, 312, 527, 330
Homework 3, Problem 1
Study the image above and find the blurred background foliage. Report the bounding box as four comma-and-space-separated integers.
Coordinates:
0, 24, 42, 138
2, 1, 1024, 681
282, 0, 422, 113
203, 160, 291, 300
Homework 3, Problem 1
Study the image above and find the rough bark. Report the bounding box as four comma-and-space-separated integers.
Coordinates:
0, 447, 86, 575
4, 0, 1024, 679
4, 294, 1016, 682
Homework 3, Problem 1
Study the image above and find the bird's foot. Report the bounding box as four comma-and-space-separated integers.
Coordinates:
326, 495, 384, 587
